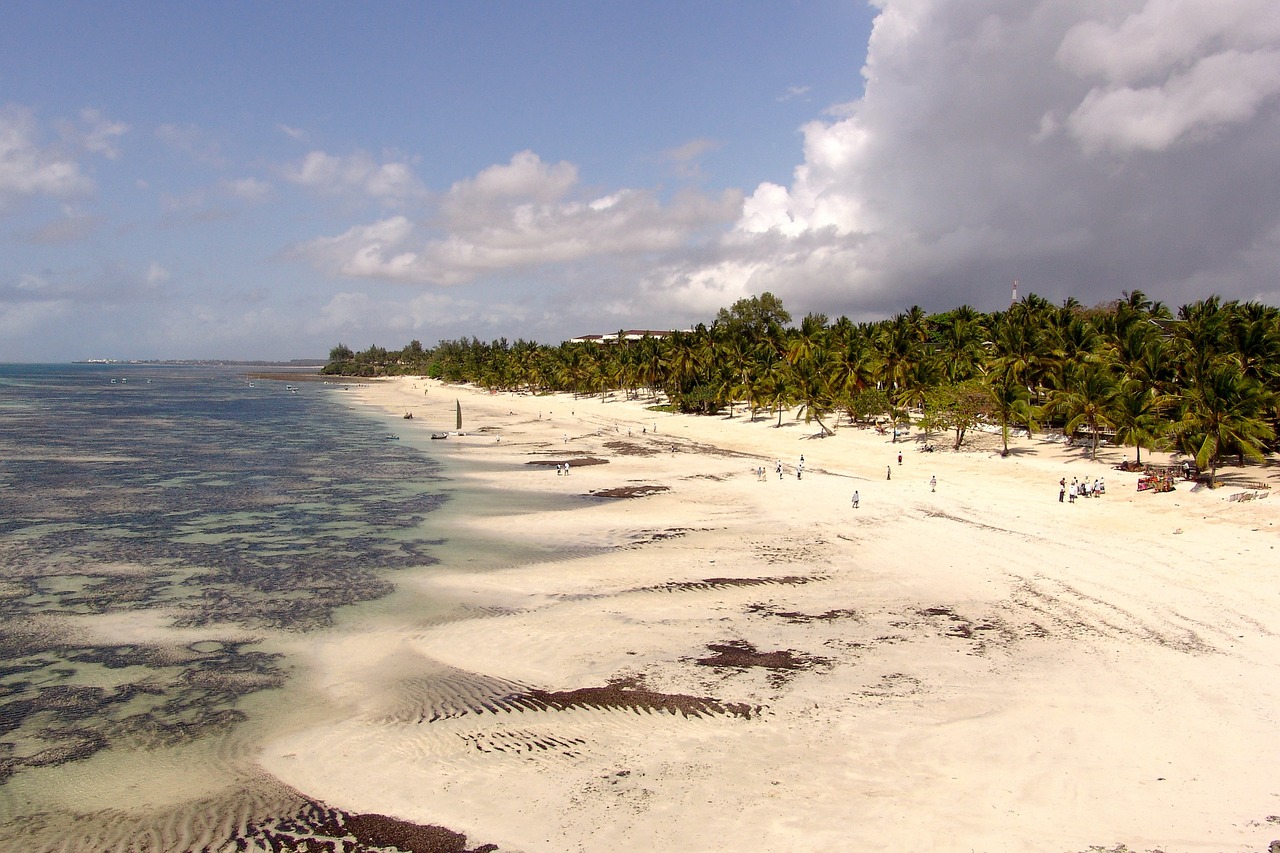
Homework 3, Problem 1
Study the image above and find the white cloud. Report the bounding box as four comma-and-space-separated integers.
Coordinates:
0, 106, 94, 205
441, 150, 577, 218
283, 150, 424, 203
295, 216, 423, 280
57, 108, 129, 159
292, 151, 741, 286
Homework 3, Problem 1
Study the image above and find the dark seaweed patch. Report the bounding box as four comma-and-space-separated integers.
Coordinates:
695, 640, 819, 670
694, 640, 831, 689
522, 682, 756, 720
590, 485, 669, 498
238, 799, 499, 853
746, 603, 862, 623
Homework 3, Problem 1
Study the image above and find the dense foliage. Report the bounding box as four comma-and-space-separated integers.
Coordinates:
325, 292, 1280, 486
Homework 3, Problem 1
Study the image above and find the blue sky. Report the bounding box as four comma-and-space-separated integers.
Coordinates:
3, 1, 1279, 361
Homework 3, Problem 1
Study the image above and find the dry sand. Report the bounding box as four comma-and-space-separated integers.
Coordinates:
260, 377, 1280, 853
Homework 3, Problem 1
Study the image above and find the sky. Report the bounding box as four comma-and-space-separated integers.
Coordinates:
2, 1, 1279, 362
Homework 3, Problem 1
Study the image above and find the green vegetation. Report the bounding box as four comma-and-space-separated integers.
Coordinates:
325, 291, 1279, 484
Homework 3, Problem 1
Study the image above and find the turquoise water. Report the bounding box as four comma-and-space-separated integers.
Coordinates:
0, 365, 474, 850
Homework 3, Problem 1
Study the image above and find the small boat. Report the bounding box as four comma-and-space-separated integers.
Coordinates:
431, 432, 449, 440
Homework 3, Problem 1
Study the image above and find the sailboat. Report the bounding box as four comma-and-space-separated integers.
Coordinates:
432, 400, 463, 440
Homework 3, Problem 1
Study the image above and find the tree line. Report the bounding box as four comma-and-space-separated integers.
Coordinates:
324, 291, 1279, 487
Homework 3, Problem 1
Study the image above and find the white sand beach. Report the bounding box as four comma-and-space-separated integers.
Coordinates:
261, 377, 1280, 853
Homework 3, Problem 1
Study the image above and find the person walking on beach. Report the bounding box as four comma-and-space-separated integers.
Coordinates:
898, 451, 902, 466
563, 461, 570, 475
797, 457, 804, 480
852, 490, 860, 509
930, 475, 937, 492
1059, 483, 1065, 502
777, 460, 783, 480
886, 465, 892, 481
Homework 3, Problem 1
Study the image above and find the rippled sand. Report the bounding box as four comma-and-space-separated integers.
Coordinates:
256, 377, 1280, 853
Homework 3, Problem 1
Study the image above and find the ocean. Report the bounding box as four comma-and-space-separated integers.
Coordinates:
0, 364, 484, 851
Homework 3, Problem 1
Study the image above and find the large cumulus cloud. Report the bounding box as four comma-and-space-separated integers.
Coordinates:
665, 0, 1280, 318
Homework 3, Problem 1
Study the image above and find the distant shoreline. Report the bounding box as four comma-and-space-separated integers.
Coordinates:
71, 358, 326, 367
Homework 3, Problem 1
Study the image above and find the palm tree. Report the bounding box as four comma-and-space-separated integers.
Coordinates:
895, 353, 942, 417
759, 365, 797, 428
830, 324, 877, 421
1228, 311, 1280, 386
1170, 362, 1275, 487
789, 357, 837, 435
1109, 379, 1167, 464
933, 307, 985, 384
1173, 297, 1227, 385
663, 330, 704, 408
873, 314, 917, 395
1051, 361, 1121, 458
987, 368, 1040, 456
990, 307, 1052, 397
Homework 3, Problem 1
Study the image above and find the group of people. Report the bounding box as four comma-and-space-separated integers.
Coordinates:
760, 455, 807, 481
1060, 475, 1104, 502
556, 462, 571, 476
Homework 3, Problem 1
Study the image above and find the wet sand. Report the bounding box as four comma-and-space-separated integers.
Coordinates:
261, 377, 1280, 853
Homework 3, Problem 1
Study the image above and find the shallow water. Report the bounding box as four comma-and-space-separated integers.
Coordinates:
0, 364, 480, 850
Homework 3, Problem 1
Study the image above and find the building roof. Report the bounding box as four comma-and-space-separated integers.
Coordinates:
570, 329, 677, 343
